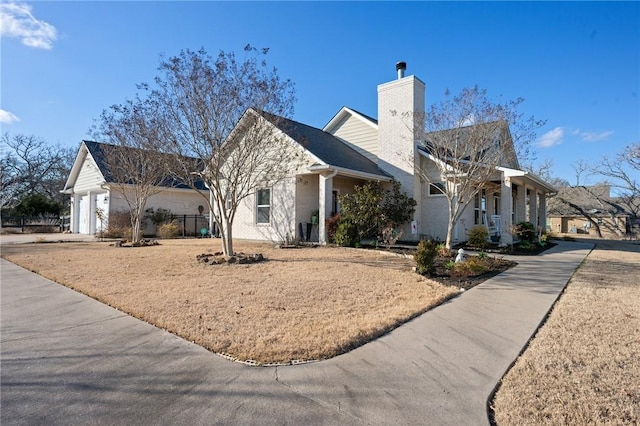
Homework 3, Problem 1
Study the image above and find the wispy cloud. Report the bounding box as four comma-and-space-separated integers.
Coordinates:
580, 130, 614, 142
0, 109, 20, 124
537, 127, 564, 148
0, 2, 57, 49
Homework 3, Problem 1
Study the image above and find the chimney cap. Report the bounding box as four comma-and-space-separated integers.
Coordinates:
396, 61, 407, 71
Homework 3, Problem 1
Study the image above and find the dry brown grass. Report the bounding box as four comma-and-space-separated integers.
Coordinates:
1, 239, 458, 364
493, 239, 640, 425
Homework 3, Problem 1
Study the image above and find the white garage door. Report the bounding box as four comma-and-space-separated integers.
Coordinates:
78, 195, 90, 234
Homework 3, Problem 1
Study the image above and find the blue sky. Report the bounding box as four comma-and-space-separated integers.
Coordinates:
2, 1, 638, 185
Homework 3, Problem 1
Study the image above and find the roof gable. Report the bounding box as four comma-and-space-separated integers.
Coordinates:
64, 140, 207, 192
323, 106, 378, 132
260, 111, 389, 179
423, 120, 520, 170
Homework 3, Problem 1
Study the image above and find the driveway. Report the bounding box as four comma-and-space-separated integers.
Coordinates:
1, 240, 593, 425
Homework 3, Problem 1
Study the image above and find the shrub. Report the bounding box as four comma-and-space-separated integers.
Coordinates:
415, 240, 438, 275
478, 251, 488, 259
444, 260, 456, 270
103, 210, 132, 240
338, 179, 416, 243
451, 257, 489, 277
513, 221, 536, 243
515, 240, 536, 251
467, 225, 489, 248
381, 226, 402, 249
436, 242, 451, 258
325, 214, 340, 243
145, 208, 175, 227
334, 221, 358, 247
158, 221, 180, 239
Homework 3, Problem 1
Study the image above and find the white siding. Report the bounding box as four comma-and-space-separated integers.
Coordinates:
421, 188, 450, 242
74, 157, 105, 193
326, 114, 379, 162
231, 177, 297, 243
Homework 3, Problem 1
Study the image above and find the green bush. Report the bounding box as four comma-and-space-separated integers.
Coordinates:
467, 225, 489, 248
513, 221, 536, 242
415, 240, 438, 275
334, 221, 358, 247
158, 221, 180, 239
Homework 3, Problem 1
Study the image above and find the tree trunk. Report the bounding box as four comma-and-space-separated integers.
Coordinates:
221, 218, 234, 258
445, 220, 455, 249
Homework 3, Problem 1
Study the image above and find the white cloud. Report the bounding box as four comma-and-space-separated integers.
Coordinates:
537, 127, 564, 148
0, 2, 57, 49
0, 109, 20, 124
580, 130, 614, 142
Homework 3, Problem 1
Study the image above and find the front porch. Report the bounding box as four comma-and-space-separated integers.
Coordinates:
294, 167, 392, 244
491, 168, 556, 246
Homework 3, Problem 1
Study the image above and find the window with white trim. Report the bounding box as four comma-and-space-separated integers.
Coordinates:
428, 182, 447, 196
256, 188, 271, 224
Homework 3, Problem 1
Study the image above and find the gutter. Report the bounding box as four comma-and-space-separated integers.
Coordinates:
307, 164, 392, 182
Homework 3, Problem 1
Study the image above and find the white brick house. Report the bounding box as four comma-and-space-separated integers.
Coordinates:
226, 63, 556, 245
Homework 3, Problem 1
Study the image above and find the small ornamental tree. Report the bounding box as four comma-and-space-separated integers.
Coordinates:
336, 179, 416, 246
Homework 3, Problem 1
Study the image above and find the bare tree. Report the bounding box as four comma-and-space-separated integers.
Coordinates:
0, 133, 74, 213
595, 142, 640, 219
415, 86, 544, 248
93, 95, 180, 244
572, 159, 591, 186
153, 46, 297, 257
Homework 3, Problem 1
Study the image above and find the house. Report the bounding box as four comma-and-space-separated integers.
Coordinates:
225, 63, 557, 246
548, 184, 635, 239
61, 140, 209, 235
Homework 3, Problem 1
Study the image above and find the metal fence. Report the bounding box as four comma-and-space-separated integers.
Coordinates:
172, 214, 213, 237
1, 215, 70, 233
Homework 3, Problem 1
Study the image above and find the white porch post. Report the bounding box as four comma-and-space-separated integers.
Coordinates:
89, 191, 97, 235
529, 189, 538, 230
539, 193, 547, 233
515, 184, 527, 224
318, 171, 335, 245
500, 176, 513, 246
71, 194, 80, 233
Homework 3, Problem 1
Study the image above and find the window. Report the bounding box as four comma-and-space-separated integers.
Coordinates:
429, 182, 447, 196
256, 188, 271, 224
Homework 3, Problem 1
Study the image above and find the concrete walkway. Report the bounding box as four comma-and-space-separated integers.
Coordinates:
1, 240, 593, 425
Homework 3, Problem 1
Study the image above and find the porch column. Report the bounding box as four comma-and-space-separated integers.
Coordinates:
500, 176, 513, 246
318, 171, 335, 245
89, 191, 97, 235
529, 189, 538, 230
515, 184, 527, 224
71, 194, 80, 233
539, 193, 547, 233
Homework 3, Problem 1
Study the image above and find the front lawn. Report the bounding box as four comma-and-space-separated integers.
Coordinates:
2, 239, 460, 365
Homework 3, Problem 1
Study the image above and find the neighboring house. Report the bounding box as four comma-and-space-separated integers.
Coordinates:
225, 63, 556, 245
61, 141, 208, 235
548, 184, 634, 239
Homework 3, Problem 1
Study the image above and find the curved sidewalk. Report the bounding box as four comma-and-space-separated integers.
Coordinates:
1, 240, 592, 425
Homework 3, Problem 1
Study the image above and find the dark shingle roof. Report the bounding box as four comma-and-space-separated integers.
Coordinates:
83, 141, 207, 190
260, 112, 389, 179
